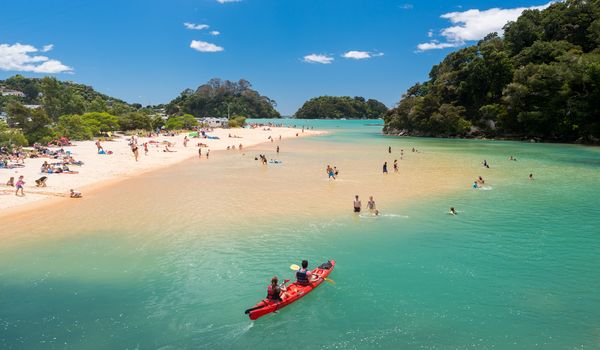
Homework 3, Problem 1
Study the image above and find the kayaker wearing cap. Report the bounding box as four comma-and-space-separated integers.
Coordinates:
267, 276, 286, 301
296, 260, 313, 286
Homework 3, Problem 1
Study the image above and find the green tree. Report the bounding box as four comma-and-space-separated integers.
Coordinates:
0, 120, 28, 147
164, 114, 198, 130
53, 114, 94, 140
118, 112, 152, 131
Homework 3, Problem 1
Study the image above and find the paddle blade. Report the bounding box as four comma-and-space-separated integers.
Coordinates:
290, 264, 300, 271
324, 278, 336, 285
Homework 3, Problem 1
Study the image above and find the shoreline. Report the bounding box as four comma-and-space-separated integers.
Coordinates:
382, 130, 600, 146
0, 126, 325, 217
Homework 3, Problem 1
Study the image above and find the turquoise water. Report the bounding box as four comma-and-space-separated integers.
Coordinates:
1, 120, 599, 349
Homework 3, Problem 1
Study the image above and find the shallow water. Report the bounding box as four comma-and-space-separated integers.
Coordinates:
1, 120, 599, 349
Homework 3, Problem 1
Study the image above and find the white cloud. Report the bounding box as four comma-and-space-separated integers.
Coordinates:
217, 0, 241, 3
41, 44, 54, 52
209, 31, 220, 36
398, 4, 413, 10
190, 40, 224, 52
417, 41, 463, 51
342, 50, 384, 60
303, 54, 334, 64
184, 22, 209, 30
427, 30, 434, 38
0, 43, 73, 73
417, 2, 553, 51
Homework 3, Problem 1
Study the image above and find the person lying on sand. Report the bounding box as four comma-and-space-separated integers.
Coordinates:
70, 189, 82, 198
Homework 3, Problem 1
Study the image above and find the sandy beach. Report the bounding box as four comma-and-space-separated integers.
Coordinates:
0, 126, 323, 212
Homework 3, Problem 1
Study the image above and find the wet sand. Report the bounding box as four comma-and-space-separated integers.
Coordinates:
0, 134, 477, 244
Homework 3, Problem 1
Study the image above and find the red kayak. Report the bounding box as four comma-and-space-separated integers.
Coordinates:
245, 260, 335, 320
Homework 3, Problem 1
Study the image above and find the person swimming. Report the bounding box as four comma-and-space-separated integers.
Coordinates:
449, 207, 457, 215
529, 173, 534, 180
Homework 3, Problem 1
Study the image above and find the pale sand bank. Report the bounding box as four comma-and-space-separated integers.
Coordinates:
0, 126, 323, 212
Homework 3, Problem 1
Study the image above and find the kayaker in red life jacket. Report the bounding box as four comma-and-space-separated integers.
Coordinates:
267, 276, 286, 301
296, 260, 313, 286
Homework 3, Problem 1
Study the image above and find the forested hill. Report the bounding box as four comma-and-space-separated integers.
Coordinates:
166, 78, 280, 119
294, 96, 388, 119
383, 0, 600, 143
0, 75, 136, 118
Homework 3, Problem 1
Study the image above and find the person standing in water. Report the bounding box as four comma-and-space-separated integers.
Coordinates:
367, 196, 376, 212
529, 173, 534, 180
383, 162, 388, 174
353, 195, 362, 213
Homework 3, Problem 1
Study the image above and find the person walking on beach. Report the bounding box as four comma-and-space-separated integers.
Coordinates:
388, 146, 391, 154
276, 146, 279, 154
383, 162, 388, 174
144, 143, 149, 156
393, 160, 398, 173
183, 136, 189, 147
367, 196, 376, 212
131, 143, 139, 161
327, 165, 336, 179
353, 195, 362, 213
206, 149, 210, 159
198, 147, 202, 158
15, 175, 25, 196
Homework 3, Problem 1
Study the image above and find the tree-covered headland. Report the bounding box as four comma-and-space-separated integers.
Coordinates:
383, 0, 600, 143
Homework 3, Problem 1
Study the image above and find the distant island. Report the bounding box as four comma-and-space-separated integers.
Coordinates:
166, 78, 280, 119
384, 0, 600, 144
294, 96, 388, 119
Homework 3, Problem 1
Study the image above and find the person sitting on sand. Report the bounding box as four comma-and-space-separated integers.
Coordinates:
6, 176, 14, 187
473, 181, 479, 189
35, 176, 47, 187
266, 276, 287, 302
70, 189, 82, 198
450, 207, 457, 215
295, 260, 313, 286
164, 145, 176, 152
334, 166, 339, 176
477, 176, 485, 185
353, 195, 362, 213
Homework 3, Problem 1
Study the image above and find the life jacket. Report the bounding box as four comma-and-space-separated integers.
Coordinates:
296, 268, 310, 285
267, 284, 280, 300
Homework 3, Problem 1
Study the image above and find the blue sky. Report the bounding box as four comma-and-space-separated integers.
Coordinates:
0, 0, 551, 115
